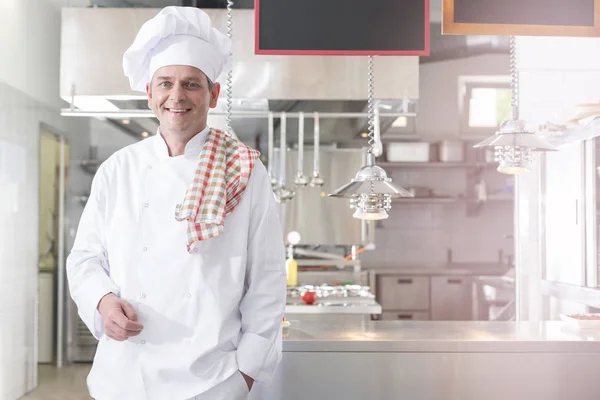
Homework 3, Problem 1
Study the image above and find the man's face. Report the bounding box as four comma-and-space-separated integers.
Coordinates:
146, 65, 220, 135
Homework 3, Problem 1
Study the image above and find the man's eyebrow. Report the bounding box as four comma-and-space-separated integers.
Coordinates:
155, 76, 203, 82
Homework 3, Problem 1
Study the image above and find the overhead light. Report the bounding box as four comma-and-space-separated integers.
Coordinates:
329, 56, 413, 220
122, 119, 130, 125
473, 36, 556, 175
64, 96, 120, 112
360, 132, 368, 138
391, 116, 407, 128
141, 131, 149, 138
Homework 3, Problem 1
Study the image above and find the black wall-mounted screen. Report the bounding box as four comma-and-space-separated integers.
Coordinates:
443, 0, 600, 37
454, 0, 594, 27
255, 0, 430, 56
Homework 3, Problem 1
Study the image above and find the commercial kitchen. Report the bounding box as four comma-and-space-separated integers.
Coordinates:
4, 0, 600, 399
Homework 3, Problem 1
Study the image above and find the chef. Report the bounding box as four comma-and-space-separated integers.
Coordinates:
66, 6, 287, 400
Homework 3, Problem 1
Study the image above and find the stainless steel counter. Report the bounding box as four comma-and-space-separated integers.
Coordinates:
285, 304, 381, 314
365, 263, 510, 276
281, 320, 600, 352
249, 321, 600, 400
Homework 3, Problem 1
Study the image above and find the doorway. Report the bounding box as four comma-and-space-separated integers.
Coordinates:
38, 128, 69, 366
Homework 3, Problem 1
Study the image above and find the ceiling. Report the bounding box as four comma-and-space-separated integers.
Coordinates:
49, 0, 443, 21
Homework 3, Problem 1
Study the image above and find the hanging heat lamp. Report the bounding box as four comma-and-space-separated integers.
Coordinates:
328, 56, 413, 220
473, 36, 556, 174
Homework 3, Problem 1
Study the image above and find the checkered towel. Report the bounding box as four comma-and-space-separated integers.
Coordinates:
175, 128, 260, 251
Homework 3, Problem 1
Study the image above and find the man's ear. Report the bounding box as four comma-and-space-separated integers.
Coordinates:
209, 82, 221, 109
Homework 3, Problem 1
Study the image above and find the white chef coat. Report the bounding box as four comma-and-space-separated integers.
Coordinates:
66, 127, 287, 400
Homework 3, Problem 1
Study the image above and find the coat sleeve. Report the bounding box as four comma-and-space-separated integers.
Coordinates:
236, 161, 287, 384
66, 162, 120, 340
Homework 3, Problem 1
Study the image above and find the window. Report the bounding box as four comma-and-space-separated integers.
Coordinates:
459, 78, 511, 138
468, 87, 512, 128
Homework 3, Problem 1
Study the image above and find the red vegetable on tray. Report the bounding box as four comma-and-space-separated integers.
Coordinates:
301, 291, 318, 305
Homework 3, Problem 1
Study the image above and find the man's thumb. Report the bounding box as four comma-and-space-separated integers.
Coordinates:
121, 301, 138, 321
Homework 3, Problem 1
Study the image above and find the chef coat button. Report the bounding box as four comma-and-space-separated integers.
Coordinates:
147, 165, 152, 170
144, 203, 149, 208
143, 247, 148, 252
141, 293, 146, 299
192, 248, 198, 253
187, 293, 191, 298
141, 340, 146, 345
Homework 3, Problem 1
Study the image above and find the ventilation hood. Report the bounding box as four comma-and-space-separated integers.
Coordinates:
60, 8, 419, 101
60, 7, 509, 146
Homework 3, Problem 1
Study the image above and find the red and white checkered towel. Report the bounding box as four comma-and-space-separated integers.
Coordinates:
175, 128, 260, 251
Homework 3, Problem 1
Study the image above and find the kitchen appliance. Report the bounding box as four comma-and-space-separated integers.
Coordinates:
386, 142, 430, 162
438, 140, 464, 162
286, 284, 382, 323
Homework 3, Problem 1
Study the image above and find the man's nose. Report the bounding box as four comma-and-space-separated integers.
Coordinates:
169, 83, 186, 103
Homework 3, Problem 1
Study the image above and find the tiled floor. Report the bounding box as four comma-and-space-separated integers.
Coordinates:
20, 364, 93, 400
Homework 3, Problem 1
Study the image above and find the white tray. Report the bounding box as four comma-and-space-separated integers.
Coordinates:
560, 313, 600, 331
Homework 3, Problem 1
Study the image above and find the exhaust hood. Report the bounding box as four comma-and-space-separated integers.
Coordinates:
60, 8, 419, 102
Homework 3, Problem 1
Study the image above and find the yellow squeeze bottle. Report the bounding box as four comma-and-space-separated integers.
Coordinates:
286, 245, 298, 287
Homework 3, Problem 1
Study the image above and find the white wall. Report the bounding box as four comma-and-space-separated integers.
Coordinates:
0, 0, 63, 109
515, 36, 600, 320
0, 1, 93, 399
416, 54, 510, 139
362, 54, 514, 268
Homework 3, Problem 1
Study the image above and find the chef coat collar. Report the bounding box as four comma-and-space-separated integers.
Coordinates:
153, 126, 211, 158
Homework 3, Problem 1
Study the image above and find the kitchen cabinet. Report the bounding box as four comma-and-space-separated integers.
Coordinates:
376, 273, 475, 321
380, 311, 430, 321
378, 276, 430, 310
430, 276, 473, 321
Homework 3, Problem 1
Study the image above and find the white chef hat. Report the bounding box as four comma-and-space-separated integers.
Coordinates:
122, 6, 231, 92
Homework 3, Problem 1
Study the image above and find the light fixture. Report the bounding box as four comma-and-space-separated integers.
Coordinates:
473, 36, 556, 174
141, 131, 149, 138
360, 132, 368, 138
328, 56, 413, 220
122, 119, 130, 125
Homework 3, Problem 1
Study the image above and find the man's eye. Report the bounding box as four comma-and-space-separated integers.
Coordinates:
186, 82, 199, 88
159, 82, 171, 87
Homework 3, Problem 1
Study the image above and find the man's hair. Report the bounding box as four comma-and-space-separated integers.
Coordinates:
206, 74, 215, 91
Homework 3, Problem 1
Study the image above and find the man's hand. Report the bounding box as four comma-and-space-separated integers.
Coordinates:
240, 371, 254, 391
97, 293, 144, 341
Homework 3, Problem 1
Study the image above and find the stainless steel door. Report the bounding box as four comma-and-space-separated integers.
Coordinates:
377, 276, 430, 310
430, 276, 473, 320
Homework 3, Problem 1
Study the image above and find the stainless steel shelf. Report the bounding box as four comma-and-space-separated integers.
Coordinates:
393, 197, 457, 204
392, 197, 513, 204
79, 160, 103, 175
296, 259, 361, 267
378, 162, 493, 169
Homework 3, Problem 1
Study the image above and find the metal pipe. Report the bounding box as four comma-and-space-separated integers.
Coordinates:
313, 112, 320, 177
267, 112, 275, 180
294, 248, 345, 260
60, 109, 417, 119
279, 112, 287, 186
57, 136, 66, 368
